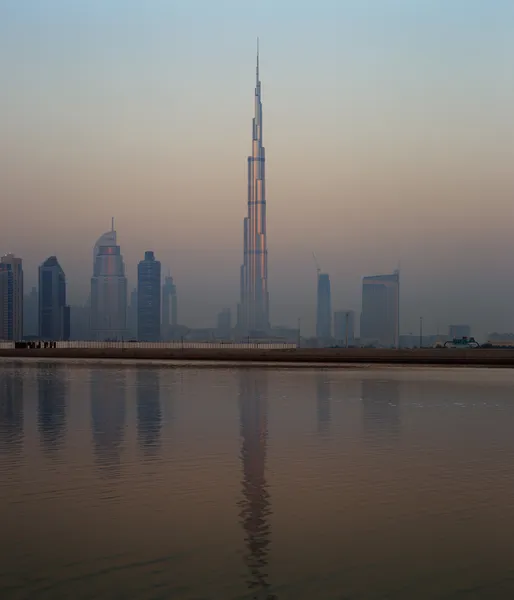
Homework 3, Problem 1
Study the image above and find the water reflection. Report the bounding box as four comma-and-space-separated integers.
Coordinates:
238, 370, 276, 599
361, 379, 401, 439
316, 373, 331, 435
90, 368, 126, 477
37, 364, 67, 453
0, 366, 23, 454
136, 368, 162, 458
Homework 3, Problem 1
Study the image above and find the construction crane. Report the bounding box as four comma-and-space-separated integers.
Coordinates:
312, 252, 321, 276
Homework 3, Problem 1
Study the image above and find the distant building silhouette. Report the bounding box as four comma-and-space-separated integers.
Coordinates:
23, 286, 38, 338
360, 271, 400, 348
449, 324, 471, 339
161, 275, 177, 340
38, 256, 70, 341
334, 310, 355, 346
128, 287, 138, 339
137, 251, 161, 342
90, 224, 127, 341
1, 254, 23, 340
70, 305, 90, 340
316, 273, 332, 341
0, 264, 13, 340
217, 308, 232, 339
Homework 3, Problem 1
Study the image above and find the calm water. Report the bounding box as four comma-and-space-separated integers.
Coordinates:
1, 361, 514, 599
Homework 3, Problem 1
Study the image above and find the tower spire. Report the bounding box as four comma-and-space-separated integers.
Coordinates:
256, 37, 259, 84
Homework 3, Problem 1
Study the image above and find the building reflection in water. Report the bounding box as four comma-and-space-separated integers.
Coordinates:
90, 368, 126, 476
361, 379, 401, 439
136, 367, 162, 458
238, 370, 276, 599
316, 373, 331, 435
37, 363, 67, 453
0, 366, 24, 454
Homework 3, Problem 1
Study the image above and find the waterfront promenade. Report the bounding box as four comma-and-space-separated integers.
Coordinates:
2, 346, 514, 366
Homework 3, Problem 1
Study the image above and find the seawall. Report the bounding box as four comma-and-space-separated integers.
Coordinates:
1, 347, 514, 366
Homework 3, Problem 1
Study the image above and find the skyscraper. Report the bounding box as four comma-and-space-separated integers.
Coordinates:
38, 256, 70, 341
0, 264, 13, 340
23, 286, 38, 338
137, 251, 161, 342
217, 307, 232, 339
316, 273, 332, 341
128, 287, 138, 339
360, 271, 400, 348
90, 223, 127, 341
238, 43, 270, 336
334, 310, 355, 346
161, 275, 177, 340
1, 254, 23, 340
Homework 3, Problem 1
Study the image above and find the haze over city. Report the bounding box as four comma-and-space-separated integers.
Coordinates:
2, 0, 514, 338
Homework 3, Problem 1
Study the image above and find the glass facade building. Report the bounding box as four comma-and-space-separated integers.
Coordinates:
38, 256, 70, 341
137, 251, 161, 342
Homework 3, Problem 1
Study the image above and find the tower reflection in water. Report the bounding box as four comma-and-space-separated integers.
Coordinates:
316, 373, 331, 436
90, 368, 126, 476
238, 370, 276, 600
0, 365, 23, 454
136, 367, 162, 458
361, 379, 401, 439
37, 363, 67, 453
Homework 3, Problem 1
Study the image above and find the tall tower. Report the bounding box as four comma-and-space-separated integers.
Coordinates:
161, 274, 177, 340
1, 254, 23, 340
0, 264, 13, 340
238, 41, 270, 336
316, 273, 332, 342
137, 251, 161, 342
38, 256, 70, 341
360, 270, 400, 348
90, 223, 127, 341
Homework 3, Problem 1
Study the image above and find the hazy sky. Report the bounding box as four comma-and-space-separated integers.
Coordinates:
2, 0, 514, 337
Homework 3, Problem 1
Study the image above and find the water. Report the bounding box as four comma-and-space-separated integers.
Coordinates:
1, 361, 514, 599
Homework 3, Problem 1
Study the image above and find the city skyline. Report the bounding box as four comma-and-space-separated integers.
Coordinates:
2, 1, 514, 338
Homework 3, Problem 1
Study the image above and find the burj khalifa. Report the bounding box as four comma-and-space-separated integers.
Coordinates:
237, 43, 270, 336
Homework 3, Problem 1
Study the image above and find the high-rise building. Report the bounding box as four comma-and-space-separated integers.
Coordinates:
448, 324, 471, 339
90, 223, 127, 341
38, 256, 70, 341
161, 275, 177, 340
217, 308, 232, 339
334, 310, 355, 346
360, 271, 400, 348
316, 273, 332, 341
70, 305, 91, 340
137, 251, 161, 342
23, 286, 38, 338
1, 254, 23, 340
237, 43, 270, 336
0, 264, 13, 340
128, 287, 138, 339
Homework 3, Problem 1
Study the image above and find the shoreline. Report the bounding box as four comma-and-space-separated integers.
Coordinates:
2, 347, 514, 367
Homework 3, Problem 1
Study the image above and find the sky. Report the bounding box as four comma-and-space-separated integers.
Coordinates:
2, 0, 514, 337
